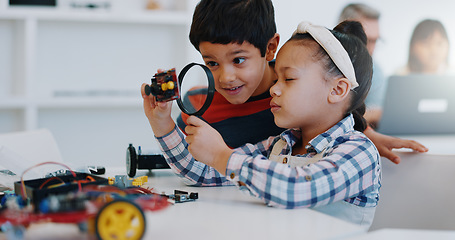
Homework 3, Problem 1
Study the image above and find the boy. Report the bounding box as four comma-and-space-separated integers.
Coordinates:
148, 0, 281, 149
142, 0, 426, 186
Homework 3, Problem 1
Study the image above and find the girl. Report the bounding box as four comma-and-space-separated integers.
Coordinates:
397, 19, 452, 75
185, 21, 381, 228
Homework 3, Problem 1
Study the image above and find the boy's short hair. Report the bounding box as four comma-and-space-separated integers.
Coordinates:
189, 0, 276, 57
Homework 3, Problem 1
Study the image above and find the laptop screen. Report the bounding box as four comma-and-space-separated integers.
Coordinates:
377, 75, 455, 135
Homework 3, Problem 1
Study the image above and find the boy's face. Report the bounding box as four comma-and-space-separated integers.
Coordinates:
270, 41, 332, 130
199, 41, 271, 104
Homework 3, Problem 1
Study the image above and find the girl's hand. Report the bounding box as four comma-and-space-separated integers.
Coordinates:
185, 116, 233, 174
364, 127, 428, 164
141, 71, 175, 137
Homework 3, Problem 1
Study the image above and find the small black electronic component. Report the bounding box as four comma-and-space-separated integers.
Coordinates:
144, 68, 179, 102
45, 166, 105, 177
87, 166, 105, 175
164, 190, 198, 203
9, 0, 56, 6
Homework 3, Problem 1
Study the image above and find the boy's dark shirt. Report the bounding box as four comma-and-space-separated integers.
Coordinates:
177, 89, 284, 148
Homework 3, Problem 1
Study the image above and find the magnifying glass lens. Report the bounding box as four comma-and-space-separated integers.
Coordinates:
177, 63, 214, 116
179, 68, 209, 114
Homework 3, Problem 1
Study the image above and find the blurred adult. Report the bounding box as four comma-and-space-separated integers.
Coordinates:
338, 3, 428, 163
339, 3, 384, 128
396, 19, 453, 75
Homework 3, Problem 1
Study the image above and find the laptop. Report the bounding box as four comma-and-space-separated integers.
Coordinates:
377, 75, 455, 135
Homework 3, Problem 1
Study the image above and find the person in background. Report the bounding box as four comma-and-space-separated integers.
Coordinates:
185, 20, 380, 228
339, 3, 385, 128
396, 19, 453, 75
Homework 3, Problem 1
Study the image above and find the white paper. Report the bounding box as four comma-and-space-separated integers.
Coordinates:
0, 129, 64, 179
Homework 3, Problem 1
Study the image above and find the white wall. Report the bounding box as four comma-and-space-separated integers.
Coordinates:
272, 0, 455, 77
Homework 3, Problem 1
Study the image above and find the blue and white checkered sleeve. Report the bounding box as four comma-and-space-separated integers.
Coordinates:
226, 135, 380, 209
155, 125, 233, 186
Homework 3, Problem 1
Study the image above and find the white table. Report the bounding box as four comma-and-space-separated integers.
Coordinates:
129, 169, 366, 240
6, 134, 455, 239
393, 134, 455, 155
10, 168, 366, 240
370, 134, 455, 232
351, 228, 455, 240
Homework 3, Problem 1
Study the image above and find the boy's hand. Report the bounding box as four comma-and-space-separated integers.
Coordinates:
185, 116, 233, 174
141, 74, 175, 137
364, 127, 428, 164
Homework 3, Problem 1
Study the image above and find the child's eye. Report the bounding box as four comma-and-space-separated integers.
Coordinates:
233, 57, 245, 64
206, 61, 218, 67
285, 78, 295, 81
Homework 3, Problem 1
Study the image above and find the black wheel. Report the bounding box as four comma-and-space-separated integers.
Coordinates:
126, 144, 137, 177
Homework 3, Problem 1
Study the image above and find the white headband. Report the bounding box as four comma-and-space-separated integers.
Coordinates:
292, 22, 359, 89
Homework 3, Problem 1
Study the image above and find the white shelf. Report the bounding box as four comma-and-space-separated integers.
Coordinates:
0, 97, 28, 108
0, 7, 189, 25
0, 0, 200, 167
0, 97, 143, 108
39, 97, 143, 108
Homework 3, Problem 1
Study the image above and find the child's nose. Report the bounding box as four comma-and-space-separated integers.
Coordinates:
219, 66, 236, 83
270, 83, 281, 97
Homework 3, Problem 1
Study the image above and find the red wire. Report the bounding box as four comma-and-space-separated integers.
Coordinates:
20, 161, 78, 200
74, 176, 95, 185
85, 175, 95, 181
38, 176, 65, 189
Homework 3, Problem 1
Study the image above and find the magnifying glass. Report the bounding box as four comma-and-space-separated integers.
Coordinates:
144, 63, 215, 116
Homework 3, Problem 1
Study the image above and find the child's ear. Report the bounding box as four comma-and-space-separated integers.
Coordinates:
328, 77, 351, 104
265, 33, 280, 61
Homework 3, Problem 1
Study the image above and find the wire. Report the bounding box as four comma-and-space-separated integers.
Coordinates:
38, 176, 65, 189
123, 187, 154, 195
85, 175, 95, 182
74, 176, 96, 185
20, 161, 78, 200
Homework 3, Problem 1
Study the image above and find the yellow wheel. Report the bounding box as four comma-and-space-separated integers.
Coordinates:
95, 200, 146, 240
161, 83, 168, 91
166, 81, 175, 90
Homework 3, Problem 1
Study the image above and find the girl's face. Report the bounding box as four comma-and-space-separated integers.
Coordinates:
270, 41, 333, 130
413, 31, 449, 73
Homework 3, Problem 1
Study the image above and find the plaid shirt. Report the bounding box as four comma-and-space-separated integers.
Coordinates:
156, 115, 381, 209
157, 125, 234, 187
